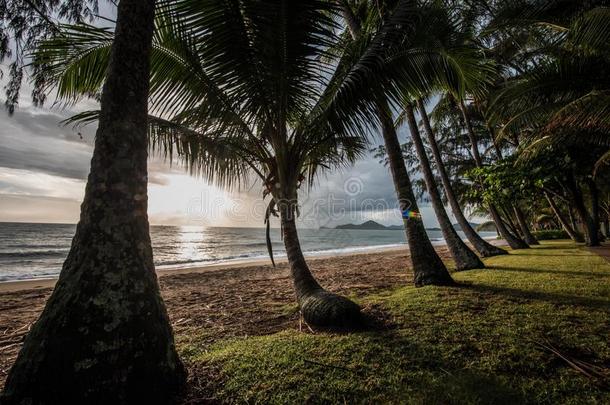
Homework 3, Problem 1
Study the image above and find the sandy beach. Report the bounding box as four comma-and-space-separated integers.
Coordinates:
0, 244, 453, 387
0, 244, 408, 292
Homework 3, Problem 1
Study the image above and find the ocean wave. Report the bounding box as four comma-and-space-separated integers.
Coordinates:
303, 243, 407, 257
0, 249, 69, 258
156, 253, 255, 267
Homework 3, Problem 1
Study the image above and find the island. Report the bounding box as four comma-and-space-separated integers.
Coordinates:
321, 220, 480, 231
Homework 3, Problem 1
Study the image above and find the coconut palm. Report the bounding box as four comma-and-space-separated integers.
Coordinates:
417, 98, 507, 256
337, 0, 456, 286
545, 192, 584, 242
392, 1, 531, 250
484, 1, 610, 246
1, 0, 186, 403
404, 102, 484, 270
392, 1, 509, 257
458, 97, 531, 249
34, 0, 458, 327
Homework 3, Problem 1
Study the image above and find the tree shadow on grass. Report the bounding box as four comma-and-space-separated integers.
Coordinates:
458, 283, 609, 310
485, 265, 610, 279
297, 331, 526, 405
508, 253, 593, 257
415, 370, 525, 405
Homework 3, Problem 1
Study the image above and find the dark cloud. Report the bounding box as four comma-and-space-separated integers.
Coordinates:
0, 81, 433, 226
0, 109, 94, 180
0, 108, 178, 186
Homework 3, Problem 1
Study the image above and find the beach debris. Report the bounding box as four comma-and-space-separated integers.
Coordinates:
533, 338, 610, 387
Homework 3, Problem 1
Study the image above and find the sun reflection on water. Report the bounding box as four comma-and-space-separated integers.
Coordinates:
175, 225, 210, 263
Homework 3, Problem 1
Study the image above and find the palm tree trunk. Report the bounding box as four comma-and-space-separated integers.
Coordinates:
337, 2, 453, 286
602, 220, 610, 238
458, 99, 484, 166
377, 105, 454, 286
568, 207, 579, 234
1, 1, 186, 403
405, 104, 483, 271
502, 206, 521, 238
567, 175, 600, 246
545, 192, 584, 242
489, 204, 530, 249
458, 99, 528, 249
586, 178, 603, 241
277, 197, 361, 329
416, 99, 506, 257
513, 206, 539, 245
500, 205, 525, 240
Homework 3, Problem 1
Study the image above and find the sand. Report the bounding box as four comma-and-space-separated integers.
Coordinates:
0, 243, 468, 389
0, 245, 407, 293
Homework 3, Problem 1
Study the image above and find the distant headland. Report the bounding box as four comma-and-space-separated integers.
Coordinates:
320, 220, 480, 232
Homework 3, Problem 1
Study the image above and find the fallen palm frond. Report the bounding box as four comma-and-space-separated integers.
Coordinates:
532, 338, 610, 388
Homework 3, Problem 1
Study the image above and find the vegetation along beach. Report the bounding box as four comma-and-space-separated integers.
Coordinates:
0, 0, 609, 403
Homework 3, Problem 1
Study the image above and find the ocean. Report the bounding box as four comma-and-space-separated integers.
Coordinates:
0, 222, 497, 282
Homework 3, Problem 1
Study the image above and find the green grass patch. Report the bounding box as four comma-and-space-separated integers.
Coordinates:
180, 241, 610, 404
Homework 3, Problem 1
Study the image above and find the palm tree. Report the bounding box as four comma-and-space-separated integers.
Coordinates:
458, 99, 530, 249
35, 0, 456, 327
1, 0, 186, 403
544, 192, 584, 242
417, 99, 507, 256
404, 103, 484, 270
377, 101, 455, 286
338, 0, 455, 286
484, 2, 610, 246
513, 204, 539, 245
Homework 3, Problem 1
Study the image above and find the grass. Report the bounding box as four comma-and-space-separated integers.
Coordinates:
179, 241, 610, 404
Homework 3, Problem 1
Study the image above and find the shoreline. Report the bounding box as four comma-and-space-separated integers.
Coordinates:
0, 244, 408, 292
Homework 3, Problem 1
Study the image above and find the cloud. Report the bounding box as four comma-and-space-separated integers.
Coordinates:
0, 99, 439, 227
0, 109, 94, 180
0, 52, 440, 227
0, 193, 82, 224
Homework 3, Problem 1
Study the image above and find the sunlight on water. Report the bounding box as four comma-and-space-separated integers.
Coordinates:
176, 225, 210, 264
0, 222, 497, 282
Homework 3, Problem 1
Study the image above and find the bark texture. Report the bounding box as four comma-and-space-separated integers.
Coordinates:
1, 1, 186, 403
545, 192, 584, 242
405, 105, 483, 271
377, 105, 454, 286
417, 99, 506, 257
278, 200, 362, 330
569, 207, 579, 234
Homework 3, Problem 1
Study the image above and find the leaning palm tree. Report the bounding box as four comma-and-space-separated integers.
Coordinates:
34, 0, 446, 328
394, 1, 508, 258
337, 0, 460, 285
456, 97, 530, 249
2, 0, 186, 403
404, 101, 484, 270
417, 99, 507, 256
485, 3, 610, 246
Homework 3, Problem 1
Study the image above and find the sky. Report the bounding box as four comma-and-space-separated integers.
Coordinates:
0, 3, 482, 230
0, 87, 447, 228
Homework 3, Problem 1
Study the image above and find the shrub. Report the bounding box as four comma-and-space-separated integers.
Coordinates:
532, 229, 569, 240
